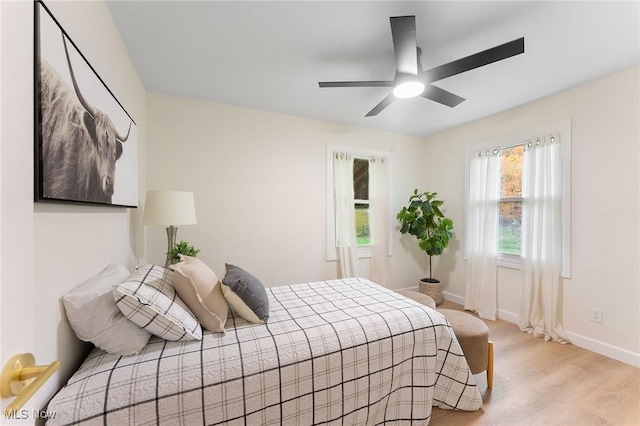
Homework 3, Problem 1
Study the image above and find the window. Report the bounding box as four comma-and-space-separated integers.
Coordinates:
326, 144, 392, 261
353, 158, 371, 246
465, 120, 571, 277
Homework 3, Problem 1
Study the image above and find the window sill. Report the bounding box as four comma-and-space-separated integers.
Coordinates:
495, 254, 571, 279
497, 255, 521, 270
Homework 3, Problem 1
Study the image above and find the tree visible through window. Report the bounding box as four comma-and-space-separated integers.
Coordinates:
353, 158, 371, 246
498, 145, 524, 255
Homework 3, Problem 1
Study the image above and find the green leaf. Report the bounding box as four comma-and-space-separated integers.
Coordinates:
400, 222, 409, 234
421, 201, 433, 215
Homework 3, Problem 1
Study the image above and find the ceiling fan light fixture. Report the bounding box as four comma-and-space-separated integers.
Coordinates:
393, 81, 425, 98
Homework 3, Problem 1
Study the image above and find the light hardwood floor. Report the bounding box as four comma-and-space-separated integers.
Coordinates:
430, 300, 640, 426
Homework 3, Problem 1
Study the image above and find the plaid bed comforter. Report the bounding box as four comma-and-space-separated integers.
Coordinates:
46, 278, 482, 425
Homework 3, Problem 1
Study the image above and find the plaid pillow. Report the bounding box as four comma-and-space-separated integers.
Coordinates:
113, 264, 202, 341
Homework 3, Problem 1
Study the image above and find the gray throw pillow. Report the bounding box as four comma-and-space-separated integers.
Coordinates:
221, 264, 269, 323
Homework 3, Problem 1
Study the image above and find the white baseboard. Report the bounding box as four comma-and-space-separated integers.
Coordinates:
442, 291, 520, 323
496, 308, 519, 324
442, 291, 465, 306
442, 292, 640, 368
565, 331, 640, 368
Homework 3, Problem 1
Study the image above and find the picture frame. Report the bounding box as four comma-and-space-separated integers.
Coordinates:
34, 0, 138, 208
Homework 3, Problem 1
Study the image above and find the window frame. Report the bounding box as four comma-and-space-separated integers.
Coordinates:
326, 143, 393, 261
464, 119, 572, 278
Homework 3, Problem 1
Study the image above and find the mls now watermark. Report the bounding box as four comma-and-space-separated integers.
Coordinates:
4, 409, 57, 420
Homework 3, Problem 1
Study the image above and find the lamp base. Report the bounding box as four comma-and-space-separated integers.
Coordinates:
165, 225, 178, 268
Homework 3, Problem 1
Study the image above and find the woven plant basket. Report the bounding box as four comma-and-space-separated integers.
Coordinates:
419, 279, 443, 305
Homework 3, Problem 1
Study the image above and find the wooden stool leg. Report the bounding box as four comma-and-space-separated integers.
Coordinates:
487, 340, 494, 388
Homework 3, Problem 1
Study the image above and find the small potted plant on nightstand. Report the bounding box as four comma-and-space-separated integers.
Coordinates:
397, 189, 454, 305
168, 240, 200, 265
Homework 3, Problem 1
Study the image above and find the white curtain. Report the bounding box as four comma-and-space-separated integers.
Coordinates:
333, 152, 360, 278
368, 157, 389, 286
465, 149, 501, 320
519, 135, 569, 343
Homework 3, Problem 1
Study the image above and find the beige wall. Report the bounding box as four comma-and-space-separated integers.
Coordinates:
145, 92, 431, 288
147, 68, 639, 367
424, 67, 640, 364
0, 0, 146, 420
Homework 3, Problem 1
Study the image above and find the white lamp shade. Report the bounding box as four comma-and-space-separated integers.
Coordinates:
143, 190, 197, 226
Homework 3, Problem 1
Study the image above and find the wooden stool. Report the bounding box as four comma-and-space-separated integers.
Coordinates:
438, 309, 494, 388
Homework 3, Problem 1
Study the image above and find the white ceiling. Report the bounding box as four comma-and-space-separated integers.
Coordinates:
106, 1, 640, 138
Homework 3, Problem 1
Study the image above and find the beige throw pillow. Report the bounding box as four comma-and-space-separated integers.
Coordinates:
171, 255, 228, 333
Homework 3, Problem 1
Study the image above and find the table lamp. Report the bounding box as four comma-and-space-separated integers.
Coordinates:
143, 190, 197, 268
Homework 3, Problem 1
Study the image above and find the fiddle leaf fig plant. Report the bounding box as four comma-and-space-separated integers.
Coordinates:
397, 189, 454, 281
168, 240, 200, 261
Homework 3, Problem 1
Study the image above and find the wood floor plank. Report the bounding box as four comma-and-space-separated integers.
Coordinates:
430, 301, 640, 425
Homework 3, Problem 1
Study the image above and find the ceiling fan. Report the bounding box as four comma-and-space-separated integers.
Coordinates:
318, 15, 525, 117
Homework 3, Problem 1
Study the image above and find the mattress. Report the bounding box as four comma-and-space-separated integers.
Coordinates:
46, 277, 482, 425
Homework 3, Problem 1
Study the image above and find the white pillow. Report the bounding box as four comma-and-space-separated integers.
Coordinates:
113, 264, 202, 341
62, 264, 151, 355
170, 255, 228, 333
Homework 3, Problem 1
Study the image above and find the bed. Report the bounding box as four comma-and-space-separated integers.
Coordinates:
46, 277, 482, 425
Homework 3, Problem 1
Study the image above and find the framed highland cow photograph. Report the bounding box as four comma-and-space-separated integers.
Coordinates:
34, 0, 138, 207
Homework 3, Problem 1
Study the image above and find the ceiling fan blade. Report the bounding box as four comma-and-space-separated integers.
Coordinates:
422, 37, 525, 82
365, 93, 395, 117
390, 16, 419, 75
421, 85, 465, 107
318, 81, 394, 88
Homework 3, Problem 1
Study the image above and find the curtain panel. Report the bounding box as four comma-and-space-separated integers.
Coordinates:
333, 152, 360, 278
368, 156, 389, 286
519, 134, 570, 343
465, 148, 501, 320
